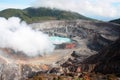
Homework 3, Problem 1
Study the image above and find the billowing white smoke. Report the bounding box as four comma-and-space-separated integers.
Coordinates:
0, 17, 55, 57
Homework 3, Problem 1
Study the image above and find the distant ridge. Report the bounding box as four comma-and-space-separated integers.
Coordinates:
110, 18, 120, 24
0, 7, 96, 23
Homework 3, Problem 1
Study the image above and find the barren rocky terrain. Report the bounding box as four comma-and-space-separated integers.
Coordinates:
0, 20, 120, 80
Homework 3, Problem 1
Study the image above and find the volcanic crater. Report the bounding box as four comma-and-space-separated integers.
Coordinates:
0, 20, 120, 80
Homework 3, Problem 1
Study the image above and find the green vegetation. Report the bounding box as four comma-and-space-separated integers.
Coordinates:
0, 7, 95, 23
110, 18, 120, 24
0, 8, 32, 22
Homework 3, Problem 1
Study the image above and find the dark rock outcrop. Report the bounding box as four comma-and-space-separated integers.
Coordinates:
84, 38, 120, 75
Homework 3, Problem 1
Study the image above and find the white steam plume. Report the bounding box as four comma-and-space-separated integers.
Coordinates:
0, 17, 55, 57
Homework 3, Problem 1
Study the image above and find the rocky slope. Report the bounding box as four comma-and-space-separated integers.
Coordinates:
84, 38, 120, 75
0, 48, 77, 80
26, 39, 120, 80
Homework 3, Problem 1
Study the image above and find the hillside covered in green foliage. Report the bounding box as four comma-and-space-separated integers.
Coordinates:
0, 7, 95, 23
110, 18, 120, 24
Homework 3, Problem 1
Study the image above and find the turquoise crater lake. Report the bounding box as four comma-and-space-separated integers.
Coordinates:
49, 36, 71, 44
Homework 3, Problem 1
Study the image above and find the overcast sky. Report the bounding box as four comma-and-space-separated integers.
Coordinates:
0, 0, 120, 21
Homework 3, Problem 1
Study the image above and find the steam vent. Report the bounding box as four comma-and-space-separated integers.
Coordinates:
0, 19, 120, 80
